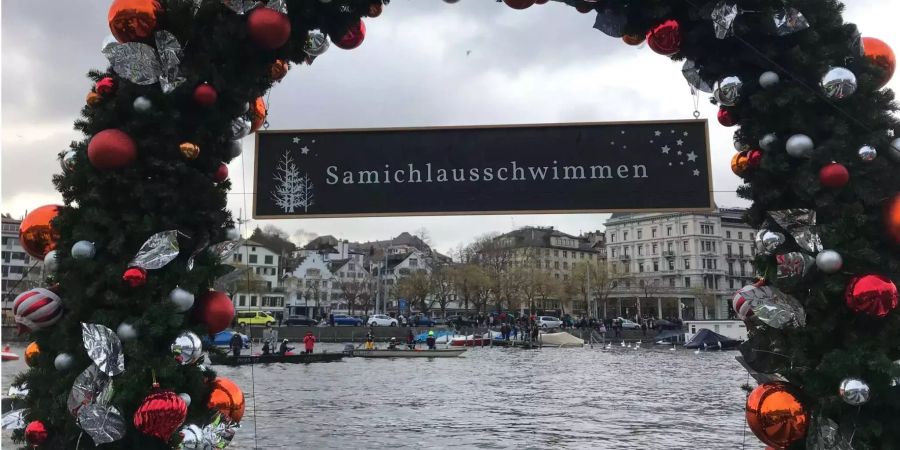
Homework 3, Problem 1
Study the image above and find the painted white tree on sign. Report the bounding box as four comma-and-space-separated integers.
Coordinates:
271, 150, 315, 213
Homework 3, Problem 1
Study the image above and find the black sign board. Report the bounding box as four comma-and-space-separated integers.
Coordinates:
253, 120, 714, 218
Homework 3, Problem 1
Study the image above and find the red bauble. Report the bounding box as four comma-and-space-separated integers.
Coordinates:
747, 149, 763, 168
247, 8, 291, 50
195, 290, 235, 334
535, 0, 549, 4
819, 162, 849, 188
214, 163, 229, 182
123, 267, 148, 287
19, 205, 62, 259
95, 77, 116, 95
862, 37, 896, 89
717, 107, 738, 127
333, 19, 366, 50
24, 420, 49, 446
87, 129, 137, 170
368, 2, 383, 17
503, 0, 535, 9
646, 20, 682, 56
193, 83, 217, 107
622, 33, 645, 46
886, 193, 900, 245
575, 2, 594, 13
845, 274, 899, 318
133, 390, 187, 441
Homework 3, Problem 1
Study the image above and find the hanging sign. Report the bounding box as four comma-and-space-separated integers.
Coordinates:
253, 120, 714, 218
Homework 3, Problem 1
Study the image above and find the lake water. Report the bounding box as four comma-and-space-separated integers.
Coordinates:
2, 342, 753, 449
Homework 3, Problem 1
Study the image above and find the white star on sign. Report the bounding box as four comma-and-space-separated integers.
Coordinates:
301, 146, 311, 155
693, 169, 700, 176
676, 139, 684, 146
654, 130, 662, 136
292, 137, 301, 144
621, 130, 626, 134
686, 151, 698, 162
683, 131, 689, 136
661, 145, 671, 154
677, 151, 682, 156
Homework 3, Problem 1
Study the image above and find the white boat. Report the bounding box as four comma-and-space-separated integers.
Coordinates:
538, 331, 584, 348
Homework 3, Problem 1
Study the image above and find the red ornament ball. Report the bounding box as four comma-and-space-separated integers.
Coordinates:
95, 77, 116, 95
123, 267, 148, 288
333, 19, 366, 50
747, 149, 763, 168
133, 390, 187, 441
819, 162, 849, 188
195, 290, 235, 334
646, 20, 682, 56
214, 163, 229, 182
845, 274, 898, 318
575, 2, 594, 13
717, 107, 738, 127
88, 129, 137, 170
24, 420, 49, 446
193, 83, 217, 107
19, 205, 62, 259
535, 0, 549, 3
886, 193, 900, 245
247, 7, 291, 50
503, 0, 535, 9
862, 37, 896, 89
368, 2, 383, 17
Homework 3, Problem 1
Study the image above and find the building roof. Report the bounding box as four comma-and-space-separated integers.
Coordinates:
496, 227, 600, 252
327, 258, 351, 273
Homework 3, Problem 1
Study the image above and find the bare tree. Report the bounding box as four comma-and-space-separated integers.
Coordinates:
449, 264, 487, 313
271, 150, 315, 213
570, 260, 626, 319
396, 270, 433, 314
431, 265, 455, 318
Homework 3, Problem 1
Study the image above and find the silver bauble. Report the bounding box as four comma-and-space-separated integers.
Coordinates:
759, 133, 778, 151
839, 378, 870, 405
821, 67, 858, 100
759, 71, 780, 88
116, 322, 138, 341
54, 353, 75, 371
226, 227, 241, 241
303, 31, 330, 57
786, 134, 814, 158
71, 240, 96, 259
178, 392, 192, 407
172, 331, 203, 365
755, 230, 785, 255
169, 287, 195, 312
713, 76, 743, 106
44, 250, 59, 273
815, 250, 843, 274
226, 140, 242, 159
229, 117, 252, 140
133, 96, 152, 113
858, 145, 877, 162
60, 150, 77, 173
889, 138, 900, 162
179, 424, 204, 450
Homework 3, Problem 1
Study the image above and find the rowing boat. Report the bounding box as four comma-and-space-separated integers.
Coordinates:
349, 348, 467, 358
208, 352, 345, 366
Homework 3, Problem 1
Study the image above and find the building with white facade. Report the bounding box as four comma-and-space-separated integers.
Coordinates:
603, 208, 755, 320
2, 216, 44, 323
228, 240, 285, 317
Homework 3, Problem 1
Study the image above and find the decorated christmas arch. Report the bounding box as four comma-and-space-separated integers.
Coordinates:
8, 0, 900, 448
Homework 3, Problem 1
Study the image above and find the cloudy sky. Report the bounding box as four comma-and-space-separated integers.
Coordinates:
2, 1, 898, 255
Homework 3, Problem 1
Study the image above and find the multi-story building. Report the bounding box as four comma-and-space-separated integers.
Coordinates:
228, 240, 285, 318
2, 216, 45, 323
602, 207, 754, 320
285, 237, 374, 318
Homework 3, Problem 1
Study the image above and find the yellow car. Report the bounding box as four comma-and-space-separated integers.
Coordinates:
236, 311, 277, 326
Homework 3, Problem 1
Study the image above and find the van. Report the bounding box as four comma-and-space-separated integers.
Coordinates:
236, 311, 277, 326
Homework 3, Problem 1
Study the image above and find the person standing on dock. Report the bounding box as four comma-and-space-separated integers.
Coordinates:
407, 328, 415, 349
426, 330, 436, 350
229, 332, 243, 357
303, 331, 316, 354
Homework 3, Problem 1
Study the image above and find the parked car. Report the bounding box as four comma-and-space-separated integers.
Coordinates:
446, 315, 478, 327
616, 317, 641, 330
367, 314, 399, 327
283, 316, 318, 326
432, 317, 448, 326
236, 311, 277, 326
407, 313, 435, 327
204, 330, 249, 348
537, 316, 563, 329
332, 314, 363, 326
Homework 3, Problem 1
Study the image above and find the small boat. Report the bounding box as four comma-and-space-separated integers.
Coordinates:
448, 334, 491, 347
208, 352, 344, 366
538, 332, 584, 348
348, 348, 467, 358
1, 351, 19, 362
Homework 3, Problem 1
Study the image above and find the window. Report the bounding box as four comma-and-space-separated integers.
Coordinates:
666, 226, 672, 236
545, 260, 550, 269
701, 224, 714, 235
255, 267, 261, 274
638, 263, 644, 273
563, 251, 568, 258
409, 258, 418, 267
637, 229, 643, 239
264, 255, 273, 264
638, 245, 644, 256
684, 277, 691, 287
610, 233, 616, 243
623, 247, 630, 256
682, 224, 688, 234
563, 274, 568, 281
740, 263, 746, 276
728, 262, 734, 275
652, 243, 658, 255
684, 259, 690, 270
563, 261, 568, 269
726, 244, 732, 255
738, 232, 744, 240
740, 245, 745, 257
233, 253, 242, 263
682, 241, 688, 251
652, 228, 658, 238
729, 279, 735, 289
653, 261, 659, 271
669, 278, 676, 287
668, 260, 675, 271
623, 231, 629, 240
249, 254, 258, 263
555, 273, 560, 279
250, 296, 257, 307
554, 250, 559, 257
611, 248, 617, 258
726, 231, 732, 238
554, 261, 560, 269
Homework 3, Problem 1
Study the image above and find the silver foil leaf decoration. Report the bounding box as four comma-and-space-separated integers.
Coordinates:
103, 41, 162, 85
210, 239, 243, 262
68, 364, 113, 416
682, 60, 713, 93
593, 9, 626, 38
746, 285, 807, 329
1, 409, 26, 431
82, 323, 125, 377
265, 0, 287, 14
229, 117, 252, 140
806, 415, 853, 450
769, 210, 823, 253
222, 0, 261, 14
304, 31, 330, 64
7, 383, 29, 399
154, 31, 186, 94
773, 8, 809, 36
187, 238, 210, 271
775, 252, 814, 287
203, 413, 238, 448
78, 404, 126, 444
130, 230, 181, 270
711, 1, 739, 39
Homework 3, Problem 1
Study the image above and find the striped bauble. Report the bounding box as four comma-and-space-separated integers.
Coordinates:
13, 287, 63, 332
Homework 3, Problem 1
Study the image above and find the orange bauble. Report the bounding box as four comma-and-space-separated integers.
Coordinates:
745, 383, 809, 449
863, 37, 896, 88
886, 193, 900, 245
86, 92, 103, 107
207, 377, 245, 422
19, 205, 62, 259
731, 151, 750, 176
622, 33, 645, 46
108, 0, 162, 43
24, 342, 40, 367
249, 97, 267, 132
